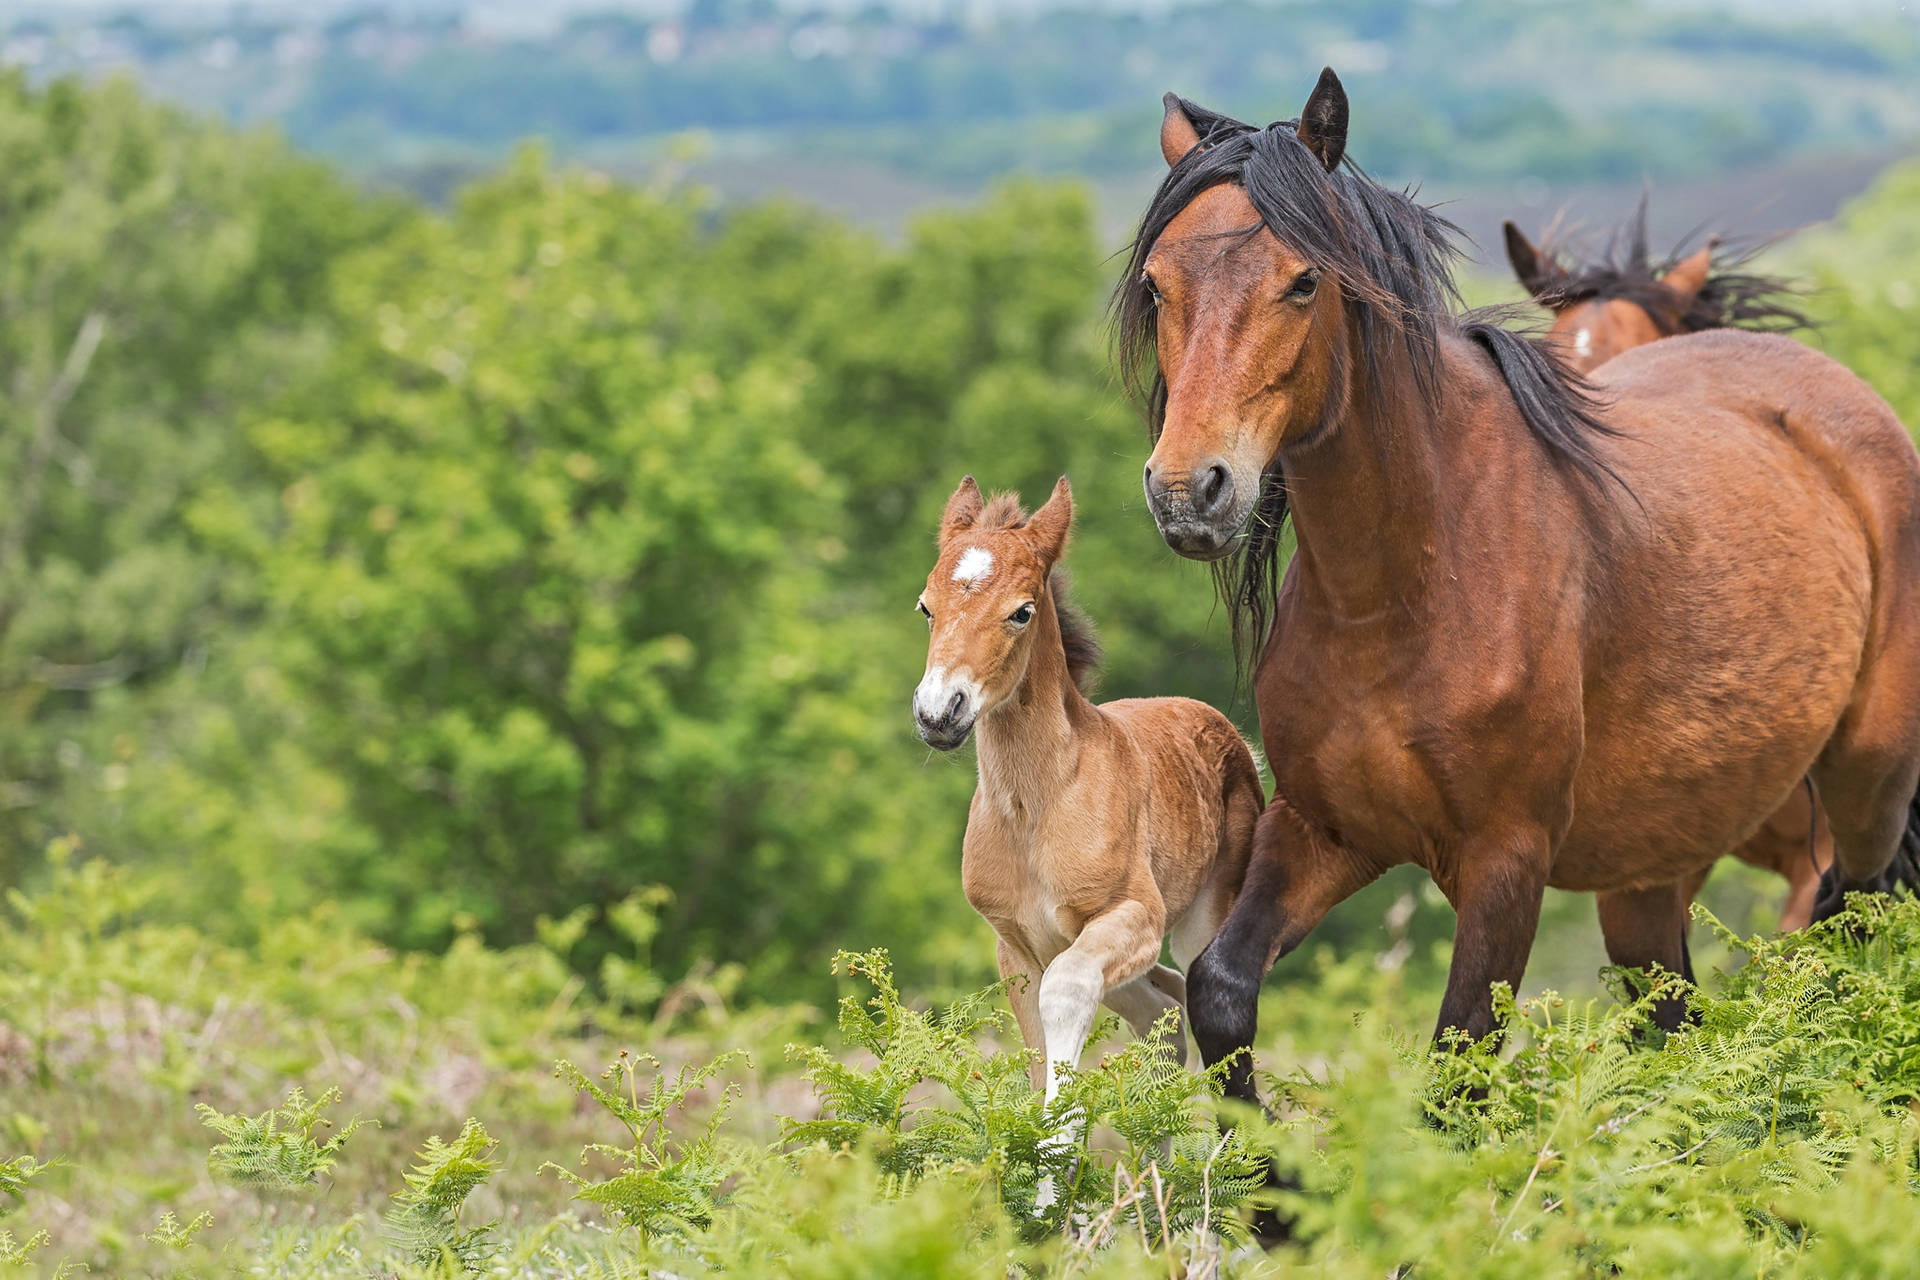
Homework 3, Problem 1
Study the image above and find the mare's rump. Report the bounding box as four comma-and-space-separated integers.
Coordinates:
1553, 331, 1920, 889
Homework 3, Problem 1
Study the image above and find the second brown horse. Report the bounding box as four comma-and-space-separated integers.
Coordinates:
1504, 210, 1829, 929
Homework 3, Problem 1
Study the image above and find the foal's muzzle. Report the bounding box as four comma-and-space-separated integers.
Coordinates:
1144, 457, 1239, 561
913, 676, 977, 750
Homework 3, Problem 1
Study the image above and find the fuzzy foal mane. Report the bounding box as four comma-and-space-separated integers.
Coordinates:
1536, 201, 1811, 337
973, 492, 1102, 694
1111, 96, 1613, 668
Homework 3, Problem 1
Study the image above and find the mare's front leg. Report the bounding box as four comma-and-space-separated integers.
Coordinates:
1188, 803, 1383, 1105
1433, 830, 1551, 1045
1595, 880, 1694, 1032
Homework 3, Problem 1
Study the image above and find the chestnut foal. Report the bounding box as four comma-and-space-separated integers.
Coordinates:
912, 476, 1261, 1181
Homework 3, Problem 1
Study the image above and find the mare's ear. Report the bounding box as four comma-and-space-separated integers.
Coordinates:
942, 475, 984, 539
1297, 67, 1348, 172
1663, 241, 1717, 307
1026, 476, 1073, 567
1161, 93, 1201, 167
1503, 221, 1557, 299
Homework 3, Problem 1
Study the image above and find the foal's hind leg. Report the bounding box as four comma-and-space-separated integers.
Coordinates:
1595, 881, 1694, 1031
1103, 973, 1187, 1067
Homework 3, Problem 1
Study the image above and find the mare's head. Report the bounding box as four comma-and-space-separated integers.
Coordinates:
1503, 209, 1810, 373
1115, 69, 1458, 562
912, 476, 1097, 750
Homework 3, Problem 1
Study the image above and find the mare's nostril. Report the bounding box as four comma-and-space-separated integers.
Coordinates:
1198, 462, 1230, 515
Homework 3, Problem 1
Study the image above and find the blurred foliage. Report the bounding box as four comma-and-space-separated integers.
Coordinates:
0, 68, 1917, 1012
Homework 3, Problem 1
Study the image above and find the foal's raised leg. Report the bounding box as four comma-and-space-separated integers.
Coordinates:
1037, 901, 1164, 1099
1594, 881, 1694, 1031
1031, 902, 1162, 1210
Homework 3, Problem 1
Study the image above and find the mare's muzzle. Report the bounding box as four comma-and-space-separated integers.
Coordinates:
1144, 457, 1239, 560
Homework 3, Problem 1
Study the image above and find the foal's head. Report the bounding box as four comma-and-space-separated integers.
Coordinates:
912, 476, 1076, 751
1503, 210, 1810, 374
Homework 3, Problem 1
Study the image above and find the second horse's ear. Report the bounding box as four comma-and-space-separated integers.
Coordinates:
1296, 67, 1348, 172
1161, 93, 1201, 167
1662, 242, 1717, 307
1504, 221, 1556, 299
1026, 476, 1073, 566
942, 475, 984, 540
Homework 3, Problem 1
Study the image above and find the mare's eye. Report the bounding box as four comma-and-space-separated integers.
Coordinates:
1142, 272, 1163, 304
1008, 603, 1034, 628
917, 600, 932, 624
1287, 269, 1320, 301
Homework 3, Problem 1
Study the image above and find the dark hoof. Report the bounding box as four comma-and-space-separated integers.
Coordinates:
1809, 852, 1918, 928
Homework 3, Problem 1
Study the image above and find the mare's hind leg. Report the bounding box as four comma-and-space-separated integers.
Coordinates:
1808, 704, 1920, 924
1594, 881, 1694, 1031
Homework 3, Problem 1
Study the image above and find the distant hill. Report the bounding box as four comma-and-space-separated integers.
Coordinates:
4, 0, 1916, 244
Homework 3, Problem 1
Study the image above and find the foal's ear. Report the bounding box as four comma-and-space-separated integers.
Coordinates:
1503, 221, 1556, 299
1662, 241, 1717, 307
1026, 476, 1073, 566
1160, 93, 1202, 167
1296, 67, 1348, 173
942, 475, 984, 539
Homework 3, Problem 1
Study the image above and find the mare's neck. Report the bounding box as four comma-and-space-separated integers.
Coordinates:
1280, 329, 1459, 622
974, 589, 1093, 816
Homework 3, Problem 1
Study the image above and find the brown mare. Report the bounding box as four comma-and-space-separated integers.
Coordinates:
1117, 69, 1920, 1109
1505, 209, 1832, 929
911, 476, 1261, 1193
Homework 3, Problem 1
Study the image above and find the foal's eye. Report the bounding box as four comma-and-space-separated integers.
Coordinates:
1008, 603, 1034, 628
1287, 269, 1320, 301
917, 600, 932, 624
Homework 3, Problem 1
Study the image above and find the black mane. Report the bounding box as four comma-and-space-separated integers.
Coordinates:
1535, 201, 1812, 336
1112, 98, 1613, 667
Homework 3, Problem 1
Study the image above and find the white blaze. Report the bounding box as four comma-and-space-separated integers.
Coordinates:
952, 546, 994, 585
1573, 328, 1592, 359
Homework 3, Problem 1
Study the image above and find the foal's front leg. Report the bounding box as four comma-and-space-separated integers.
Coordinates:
1037, 900, 1164, 1099
1031, 901, 1162, 1210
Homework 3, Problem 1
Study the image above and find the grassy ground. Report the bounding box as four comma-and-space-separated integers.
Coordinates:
6, 846, 1920, 1277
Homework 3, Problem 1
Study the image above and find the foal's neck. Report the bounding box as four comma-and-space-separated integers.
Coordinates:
974, 589, 1092, 817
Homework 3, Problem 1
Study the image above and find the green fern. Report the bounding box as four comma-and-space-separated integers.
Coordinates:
541, 1048, 746, 1260
196, 1087, 374, 1191
145, 1210, 213, 1248
383, 1119, 501, 1273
